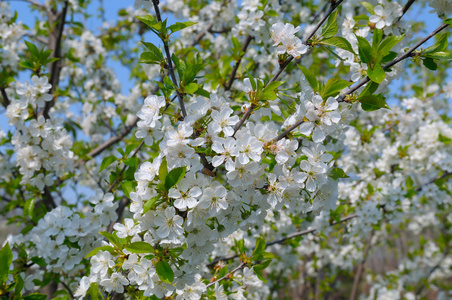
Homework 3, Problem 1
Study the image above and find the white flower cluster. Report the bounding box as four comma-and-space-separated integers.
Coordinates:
0, 2, 25, 70
8, 190, 118, 293
271, 22, 308, 59
76, 71, 343, 296
5, 76, 74, 190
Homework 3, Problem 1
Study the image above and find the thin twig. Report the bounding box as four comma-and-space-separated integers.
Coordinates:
349, 230, 374, 300
303, 0, 344, 44
206, 262, 247, 288
152, 0, 187, 118
397, 0, 416, 22
42, 0, 69, 119
106, 140, 145, 194
208, 213, 357, 267
225, 35, 253, 91
232, 0, 344, 135
338, 23, 450, 102
0, 87, 10, 108
415, 171, 451, 192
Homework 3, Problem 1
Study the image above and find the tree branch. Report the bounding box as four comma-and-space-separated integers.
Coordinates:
106, 140, 145, 194
349, 230, 374, 300
232, 0, 344, 135
152, 0, 187, 118
225, 35, 253, 91
206, 262, 247, 288
42, 0, 69, 119
338, 23, 450, 102
0, 87, 10, 108
208, 213, 357, 267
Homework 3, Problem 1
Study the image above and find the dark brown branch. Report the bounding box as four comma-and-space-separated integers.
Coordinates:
225, 35, 253, 91
208, 213, 357, 267
338, 23, 450, 102
152, 0, 187, 118
42, 0, 69, 119
75, 117, 139, 166
397, 0, 416, 22
349, 230, 374, 300
0, 87, 10, 108
415, 171, 451, 192
303, 0, 344, 44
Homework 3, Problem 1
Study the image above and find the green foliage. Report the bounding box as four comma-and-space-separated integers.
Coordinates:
19, 41, 60, 73
125, 242, 155, 254
155, 260, 174, 283
359, 94, 390, 111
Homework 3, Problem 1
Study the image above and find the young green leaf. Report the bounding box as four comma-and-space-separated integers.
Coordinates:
359, 94, 390, 111
142, 195, 160, 214
164, 166, 186, 191
85, 246, 115, 258
121, 180, 135, 199
321, 10, 338, 39
357, 36, 373, 65
330, 167, 349, 180
168, 21, 197, 34
367, 64, 386, 84
253, 260, 272, 283
156, 260, 174, 283
125, 242, 155, 254
298, 65, 319, 92
0, 243, 13, 286
99, 155, 117, 173
159, 157, 168, 185
319, 36, 355, 54
321, 78, 353, 99
424, 51, 452, 60
359, 1, 375, 14
422, 57, 438, 70
185, 82, 199, 94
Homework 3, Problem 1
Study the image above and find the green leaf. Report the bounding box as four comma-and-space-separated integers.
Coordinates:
359, 94, 390, 111
330, 167, 349, 180
298, 65, 319, 92
164, 166, 186, 190
24, 40, 39, 58
358, 81, 379, 97
423, 33, 448, 53
253, 260, 272, 283
438, 133, 452, 145
85, 246, 115, 258
372, 28, 383, 50
356, 36, 373, 65
121, 180, 135, 199
424, 51, 452, 60
159, 157, 168, 185
185, 82, 198, 94
246, 70, 256, 91
135, 15, 157, 28
252, 237, 266, 258
140, 51, 163, 64
88, 282, 101, 300
23, 294, 47, 300
14, 272, 24, 298
321, 78, 353, 99
168, 21, 197, 34
156, 261, 174, 283
99, 231, 121, 248
319, 36, 355, 54
99, 155, 117, 173
367, 64, 386, 84
445, 18, 452, 25
0, 243, 13, 286
378, 35, 404, 57
422, 57, 438, 70
125, 242, 155, 254
359, 1, 375, 14
321, 10, 338, 39
23, 197, 35, 220
142, 195, 160, 214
